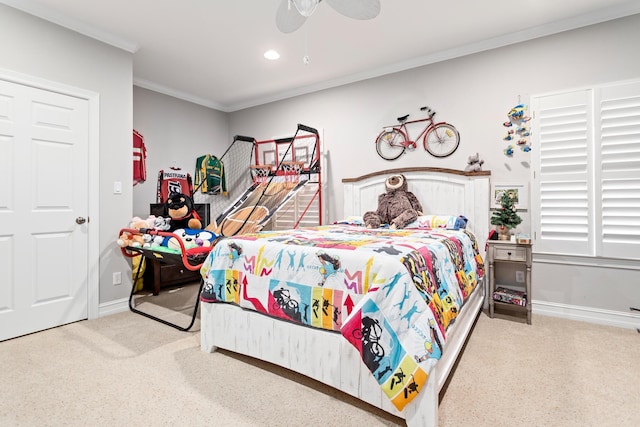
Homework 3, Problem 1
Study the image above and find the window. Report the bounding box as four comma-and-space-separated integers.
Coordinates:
531, 80, 640, 260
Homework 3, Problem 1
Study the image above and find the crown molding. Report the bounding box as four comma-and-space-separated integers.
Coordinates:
1, 0, 139, 53
133, 78, 227, 112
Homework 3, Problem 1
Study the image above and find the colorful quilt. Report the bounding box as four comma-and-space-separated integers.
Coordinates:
199, 225, 484, 411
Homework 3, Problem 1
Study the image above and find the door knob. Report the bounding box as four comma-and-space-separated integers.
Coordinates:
75, 217, 87, 224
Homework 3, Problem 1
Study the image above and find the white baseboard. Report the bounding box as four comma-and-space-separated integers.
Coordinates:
96, 297, 640, 331
98, 298, 130, 317
533, 300, 640, 331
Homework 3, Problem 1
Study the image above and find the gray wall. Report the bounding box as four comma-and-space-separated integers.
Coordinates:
226, 15, 640, 323
0, 4, 133, 305
132, 86, 230, 218
229, 14, 640, 229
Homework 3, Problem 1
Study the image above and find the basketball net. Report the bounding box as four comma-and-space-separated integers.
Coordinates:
250, 165, 272, 185
281, 161, 304, 185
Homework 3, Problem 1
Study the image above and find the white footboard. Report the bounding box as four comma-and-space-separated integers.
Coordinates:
201, 301, 404, 417
201, 279, 485, 426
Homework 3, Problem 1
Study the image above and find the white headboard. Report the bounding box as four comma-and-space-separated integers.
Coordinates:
342, 167, 491, 257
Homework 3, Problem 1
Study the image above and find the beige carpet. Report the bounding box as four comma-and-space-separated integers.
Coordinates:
131, 281, 202, 331
1, 299, 639, 427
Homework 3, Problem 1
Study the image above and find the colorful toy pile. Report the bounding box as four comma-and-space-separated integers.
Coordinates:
502, 103, 532, 156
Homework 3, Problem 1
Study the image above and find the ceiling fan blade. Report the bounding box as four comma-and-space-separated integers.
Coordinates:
276, 0, 308, 33
325, 0, 380, 20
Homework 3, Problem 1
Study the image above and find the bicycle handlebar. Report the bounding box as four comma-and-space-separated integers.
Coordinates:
420, 106, 436, 117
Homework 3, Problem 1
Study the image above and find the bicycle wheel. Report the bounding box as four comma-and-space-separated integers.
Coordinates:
424, 123, 460, 158
369, 341, 385, 359
286, 299, 299, 312
375, 129, 407, 161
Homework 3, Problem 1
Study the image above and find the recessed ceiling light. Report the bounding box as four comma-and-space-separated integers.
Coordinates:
264, 50, 280, 60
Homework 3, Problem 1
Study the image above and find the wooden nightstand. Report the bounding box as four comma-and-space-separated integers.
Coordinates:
487, 240, 532, 324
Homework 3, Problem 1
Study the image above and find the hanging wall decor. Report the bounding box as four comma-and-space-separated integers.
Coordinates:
502, 102, 532, 155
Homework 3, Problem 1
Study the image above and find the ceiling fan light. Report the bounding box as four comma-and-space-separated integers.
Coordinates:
292, 0, 319, 17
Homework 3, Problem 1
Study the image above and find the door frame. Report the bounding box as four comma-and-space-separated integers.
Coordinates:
1, 67, 100, 320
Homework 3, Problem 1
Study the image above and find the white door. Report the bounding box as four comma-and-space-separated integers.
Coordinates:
0, 78, 89, 341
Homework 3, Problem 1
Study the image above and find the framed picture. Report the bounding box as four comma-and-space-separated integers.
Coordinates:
263, 150, 276, 167
491, 183, 528, 210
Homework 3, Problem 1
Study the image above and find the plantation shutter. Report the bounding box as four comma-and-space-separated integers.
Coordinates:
532, 81, 640, 260
531, 90, 593, 256
597, 82, 640, 259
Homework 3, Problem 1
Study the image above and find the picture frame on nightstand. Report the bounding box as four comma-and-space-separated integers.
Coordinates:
490, 182, 529, 210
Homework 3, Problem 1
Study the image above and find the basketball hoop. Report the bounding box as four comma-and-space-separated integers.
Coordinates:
281, 161, 304, 184
250, 165, 272, 185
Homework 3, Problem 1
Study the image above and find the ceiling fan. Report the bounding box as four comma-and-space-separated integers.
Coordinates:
276, 0, 381, 34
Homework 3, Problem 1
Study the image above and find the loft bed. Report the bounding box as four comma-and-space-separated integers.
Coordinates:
199, 167, 490, 426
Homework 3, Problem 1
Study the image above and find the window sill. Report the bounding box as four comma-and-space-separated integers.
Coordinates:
533, 251, 640, 271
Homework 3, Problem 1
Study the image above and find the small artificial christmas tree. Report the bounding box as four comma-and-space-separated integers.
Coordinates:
491, 190, 522, 240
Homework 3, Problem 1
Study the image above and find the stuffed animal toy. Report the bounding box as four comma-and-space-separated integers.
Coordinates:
164, 228, 216, 251
164, 192, 202, 231
116, 216, 156, 248
153, 216, 171, 231
138, 216, 172, 248
117, 230, 144, 248
130, 215, 155, 232
363, 174, 423, 229
465, 152, 485, 172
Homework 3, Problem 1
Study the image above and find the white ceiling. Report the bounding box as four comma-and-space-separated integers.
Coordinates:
5, 0, 640, 112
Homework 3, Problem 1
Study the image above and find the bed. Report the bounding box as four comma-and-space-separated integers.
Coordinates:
200, 167, 490, 426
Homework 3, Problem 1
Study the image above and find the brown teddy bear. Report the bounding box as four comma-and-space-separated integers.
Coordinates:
363, 174, 423, 229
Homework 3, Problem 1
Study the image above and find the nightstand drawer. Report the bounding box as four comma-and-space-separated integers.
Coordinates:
493, 246, 526, 261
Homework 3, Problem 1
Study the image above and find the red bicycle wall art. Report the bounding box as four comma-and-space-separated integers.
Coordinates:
375, 106, 460, 160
